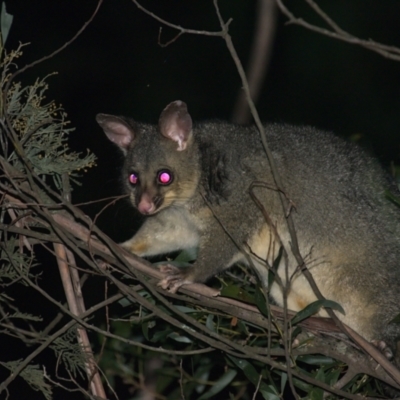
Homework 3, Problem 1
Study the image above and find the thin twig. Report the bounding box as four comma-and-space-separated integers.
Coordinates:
132, 0, 229, 37
275, 0, 400, 61
3, 0, 103, 98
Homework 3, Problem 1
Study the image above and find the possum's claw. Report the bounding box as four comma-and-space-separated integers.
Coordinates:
371, 339, 394, 360
157, 264, 194, 294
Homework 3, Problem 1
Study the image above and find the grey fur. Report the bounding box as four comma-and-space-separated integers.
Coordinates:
97, 101, 400, 366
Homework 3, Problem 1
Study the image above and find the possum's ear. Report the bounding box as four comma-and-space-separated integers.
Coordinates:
159, 100, 193, 151
96, 114, 136, 154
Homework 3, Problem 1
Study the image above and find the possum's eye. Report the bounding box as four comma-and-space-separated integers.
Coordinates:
157, 170, 173, 185
129, 173, 139, 185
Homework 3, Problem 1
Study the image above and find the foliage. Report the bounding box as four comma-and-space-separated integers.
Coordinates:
0, 43, 99, 399
3, 46, 96, 189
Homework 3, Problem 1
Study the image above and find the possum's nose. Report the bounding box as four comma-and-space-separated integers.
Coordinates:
137, 193, 155, 215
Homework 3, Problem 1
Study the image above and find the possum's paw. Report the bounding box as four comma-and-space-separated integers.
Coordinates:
119, 238, 149, 256
371, 339, 393, 360
157, 264, 194, 294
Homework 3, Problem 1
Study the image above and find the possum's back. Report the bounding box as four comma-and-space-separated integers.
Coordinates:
197, 121, 400, 347
265, 124, 400, 244
200, 121, 400, 245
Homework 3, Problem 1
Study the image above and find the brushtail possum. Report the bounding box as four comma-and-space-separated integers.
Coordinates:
96, 100, 400, 359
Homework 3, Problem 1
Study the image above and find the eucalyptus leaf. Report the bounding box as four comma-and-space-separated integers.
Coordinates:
259, 388, 281, 400
309, 387, 324, 400
194, 366, 211, 394
197, 369, 237, 400
291, 299, 345, 325
174, 247, 198, 262
118, 297, 134, 307
326, 368, 341, 386
168, 332, 192, 343
254, 286, 270, 318
292, 376, 312, 392
220, 284, 255, 303
174, 305, 198, 313
268, 246, 284, 286
297, 355, 336, 365
206, 314, 215, 332
227, 355, 271, 393
280, 372, 287, 394
308, 368, 326, 399
151, 328, 171, 343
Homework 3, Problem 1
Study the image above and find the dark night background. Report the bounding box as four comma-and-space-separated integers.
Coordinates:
3, 1, 400, 398
6, 0, 400, 242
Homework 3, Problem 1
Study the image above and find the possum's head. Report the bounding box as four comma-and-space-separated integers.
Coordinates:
96, 101, 200, 215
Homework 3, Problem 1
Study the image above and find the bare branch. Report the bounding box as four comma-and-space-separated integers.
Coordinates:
232, 0, 278, 124
275, 0, 400, 61
132, 0, 229, 37
4, 0, 103, 91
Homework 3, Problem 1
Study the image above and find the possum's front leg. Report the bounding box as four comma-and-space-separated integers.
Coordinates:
122, 207, 241, 293
121, 209, 200, 257
158, 221, 240, 293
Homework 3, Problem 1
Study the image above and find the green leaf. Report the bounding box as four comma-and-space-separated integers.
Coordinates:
151, 328, 171, 343
268, 246, 284, 287
315, 367, 326, 381
118, 296, 134, 307
237, 320, 250, 335
168, 332, 192, 343
206, 314, 215, 332
197, 369, 237, 400
291, 299, 345, 325
292, 376, 311, 392
326, 368, 341, 386
174, 305, 198, 313
297, 355, 336, 365
259, 388, 281, 400
227, 355, 271, 394
194, 365, 211, 394
291, 325, 302, 340
254, 286, 270, 318
280, 372, 287, 394
174, 247, 197, 262
220, 284, 255, 303
309, 387, 324, 400
309, 368, 325, 399
1, 2, 13, 45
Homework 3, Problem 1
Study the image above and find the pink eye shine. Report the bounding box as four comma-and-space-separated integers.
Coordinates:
129, 173, 138, 185
158, 171, 172, 184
